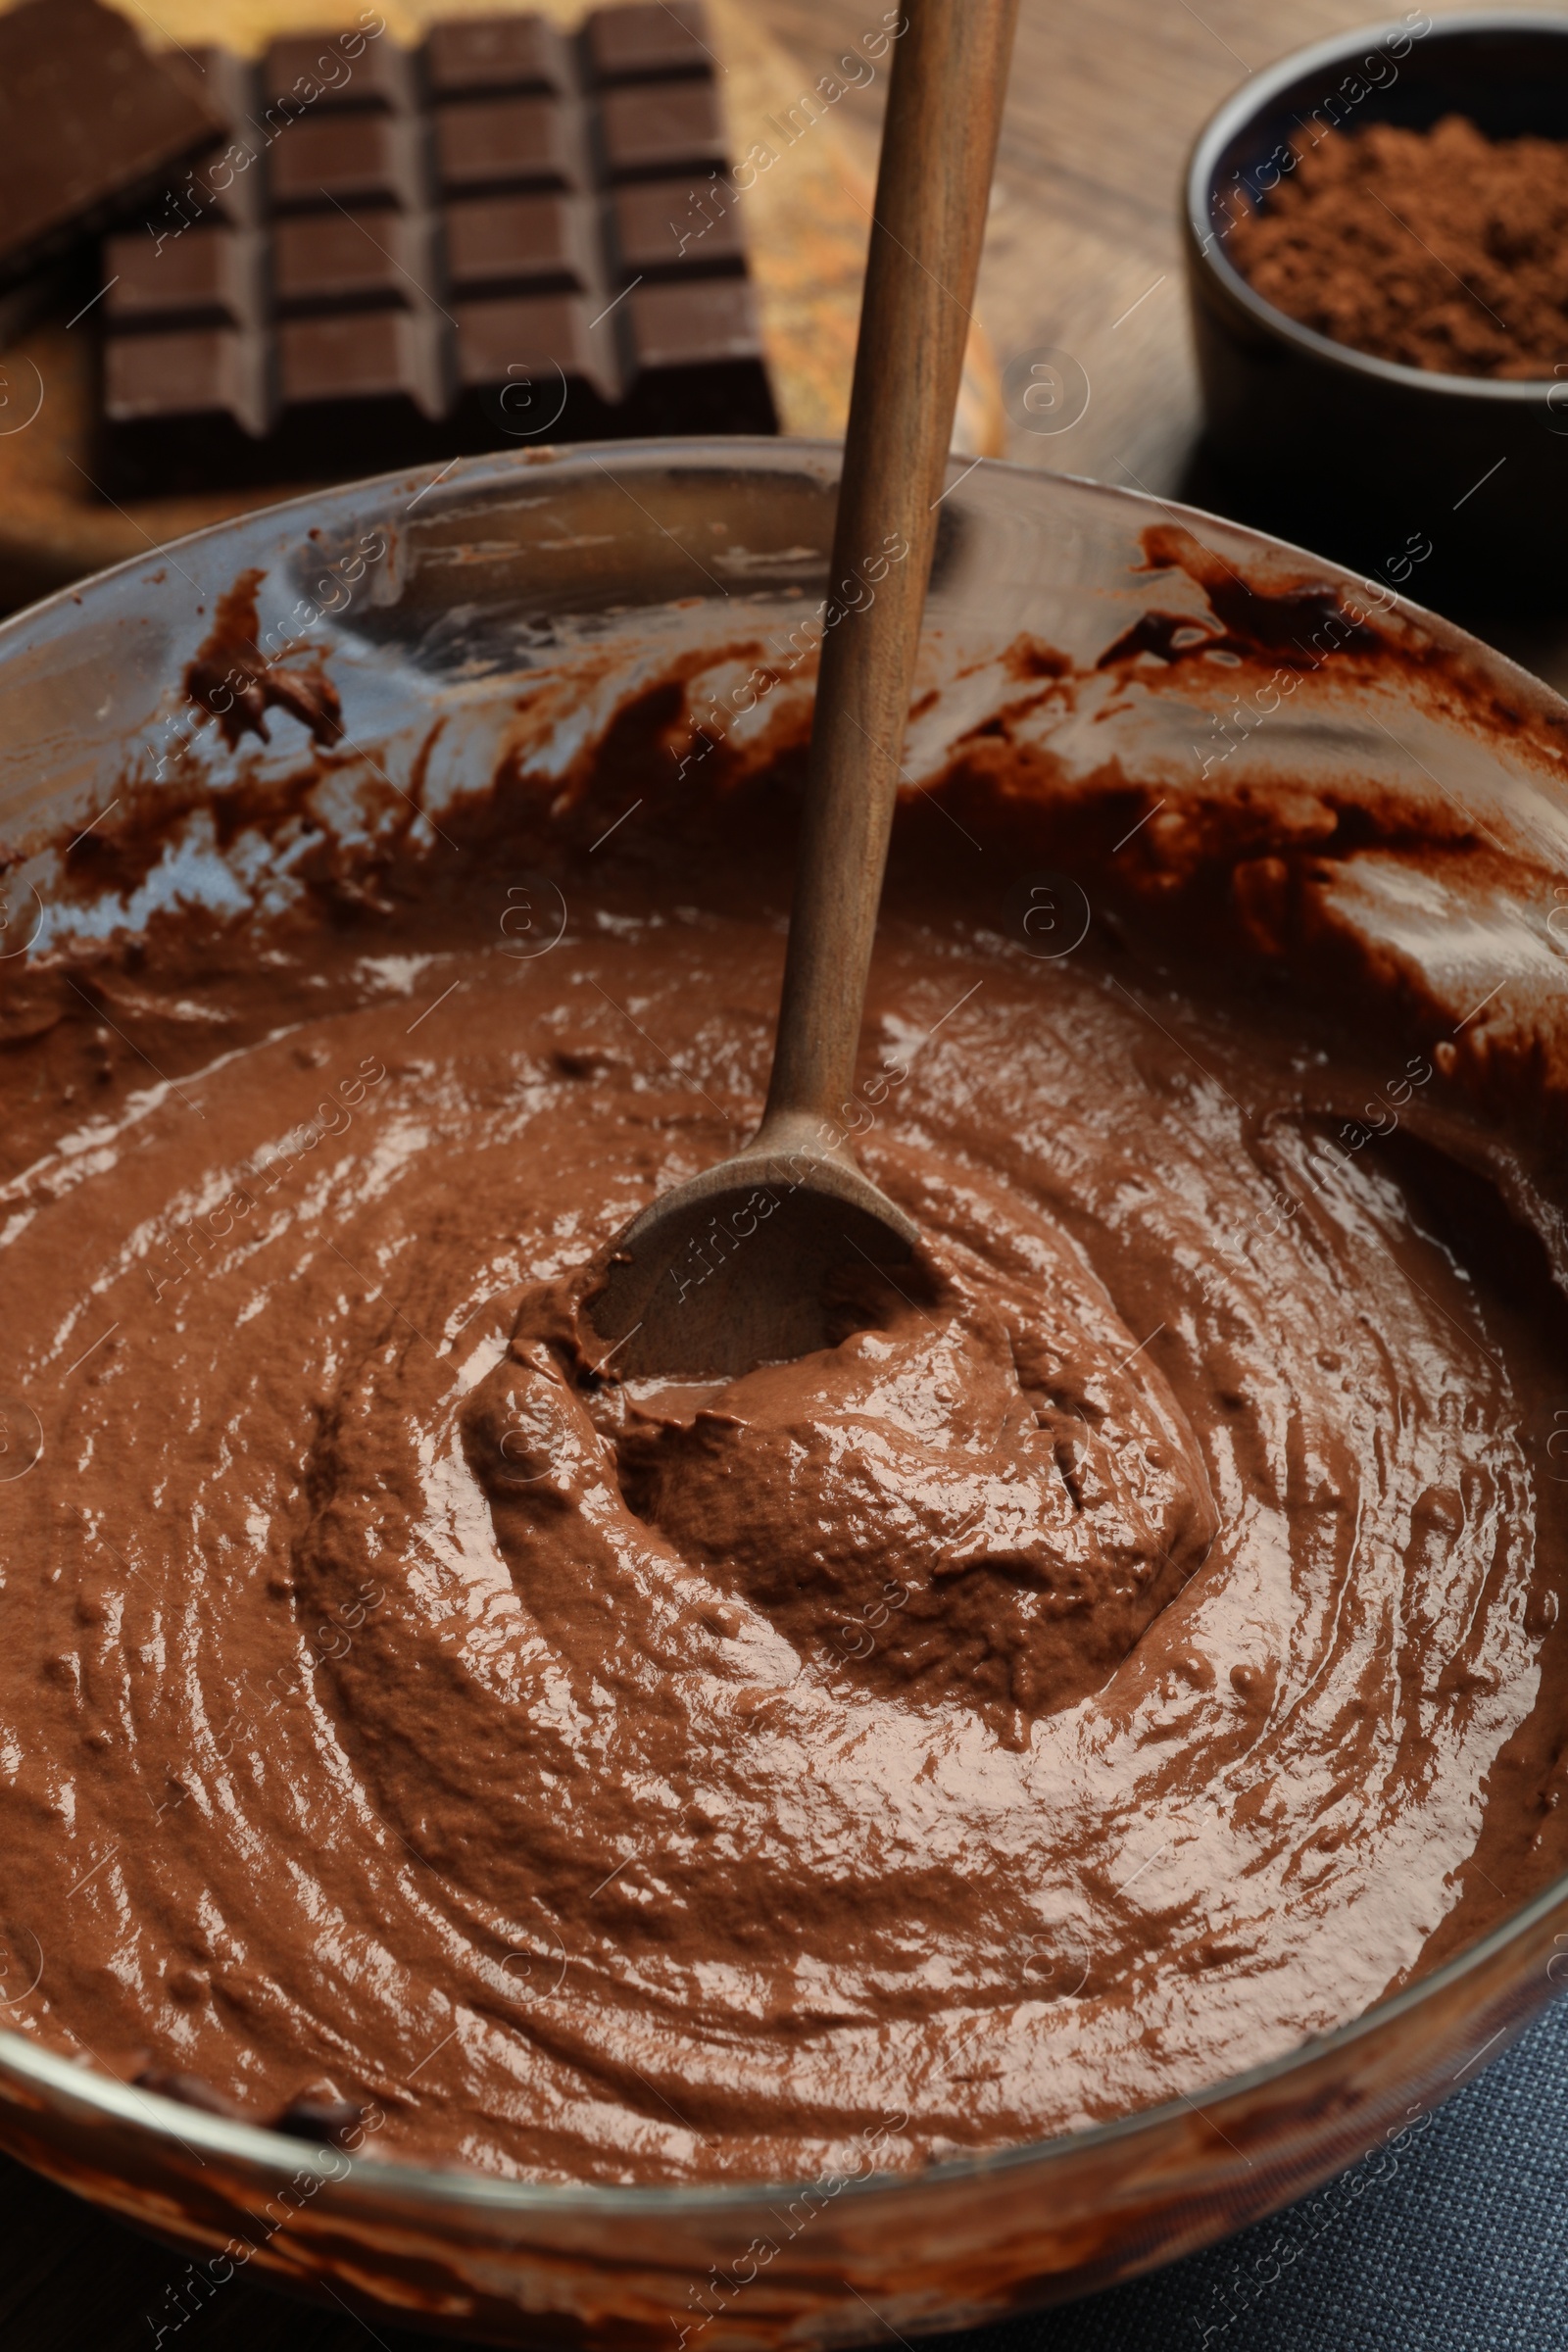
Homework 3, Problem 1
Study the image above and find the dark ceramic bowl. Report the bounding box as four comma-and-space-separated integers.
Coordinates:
1184, 11, 1568, 610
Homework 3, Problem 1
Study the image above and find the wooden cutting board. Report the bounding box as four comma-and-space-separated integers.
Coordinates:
0, 0, 1003, 610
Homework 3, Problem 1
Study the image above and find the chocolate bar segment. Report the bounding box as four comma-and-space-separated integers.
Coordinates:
457, 292, 616, 399
622, 276, 775, 434
584, 3, 715, 82
267, 114, 428, 211
426, 16, 571, 97
167, 49, 269, 231
272, 213, 436, 314
279, 310, 446, 411
433, 97, 585, 195
599, 81, 727, 179
445, 195, 597, 296
106, 225, 263, 329
451, 290, 622, 448
263, 31, 416, 113
612, 177, 743, 276
270, 309, 453, 480
630, 278, 764, 368
104, 325, 270, 437
99, 3, 776, 491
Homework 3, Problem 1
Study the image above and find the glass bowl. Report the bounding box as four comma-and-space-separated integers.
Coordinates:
0, 440, 1565, 2345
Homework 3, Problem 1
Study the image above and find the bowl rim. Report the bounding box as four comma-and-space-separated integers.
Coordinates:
0, 437, 1565, 2220
1183, 7, 1568, 404
5, 1859, 1567, 2216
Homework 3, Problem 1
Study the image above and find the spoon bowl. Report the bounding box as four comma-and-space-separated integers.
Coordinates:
585, 1123, 917, 1378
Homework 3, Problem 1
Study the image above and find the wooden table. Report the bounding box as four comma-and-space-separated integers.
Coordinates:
0, 0, 1556, 2343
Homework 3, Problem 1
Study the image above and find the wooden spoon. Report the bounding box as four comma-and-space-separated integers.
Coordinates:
588, 0, 1021, 1380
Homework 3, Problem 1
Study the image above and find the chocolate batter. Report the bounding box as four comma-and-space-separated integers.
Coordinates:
2, 612, 1567, 2185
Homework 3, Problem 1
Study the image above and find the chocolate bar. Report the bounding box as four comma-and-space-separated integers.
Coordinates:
0, 0, 224, 341
98, 4, 776, 492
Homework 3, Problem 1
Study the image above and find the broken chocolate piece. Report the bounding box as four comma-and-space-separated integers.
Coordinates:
0, 0, 224, 334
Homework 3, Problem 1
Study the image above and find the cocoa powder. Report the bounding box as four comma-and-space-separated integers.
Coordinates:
1227, 114, 1568, 377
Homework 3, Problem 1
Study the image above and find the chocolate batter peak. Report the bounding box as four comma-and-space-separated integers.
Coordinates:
1, 628, 1566, 2184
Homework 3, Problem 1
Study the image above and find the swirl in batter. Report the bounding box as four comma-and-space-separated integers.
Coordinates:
0, 690, 1564, 2183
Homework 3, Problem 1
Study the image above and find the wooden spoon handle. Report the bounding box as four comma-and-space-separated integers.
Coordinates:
759, 0, 1020, 1146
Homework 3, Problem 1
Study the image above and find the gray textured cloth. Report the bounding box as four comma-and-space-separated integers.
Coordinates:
922, 1990, 1568, 2352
